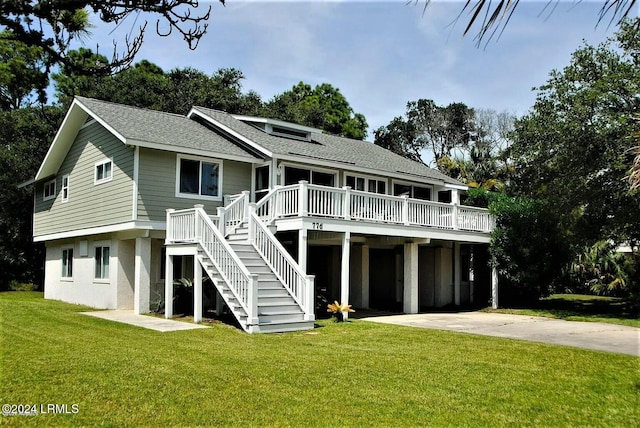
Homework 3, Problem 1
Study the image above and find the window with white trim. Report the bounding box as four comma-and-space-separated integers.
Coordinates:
176, 155, 222, 200
284, 166, 337, 187
61, 174, 69, 202
94, 159, 113, 184
345, 175, 387, 194
94, 245, 110, 280
61, 247, 73, 279
43, 179, 56, 201
393, 182, 432, 201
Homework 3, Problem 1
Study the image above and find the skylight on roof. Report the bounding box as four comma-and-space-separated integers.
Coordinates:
233, 114, 321, 142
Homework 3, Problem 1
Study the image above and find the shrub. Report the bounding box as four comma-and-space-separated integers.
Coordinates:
8, 281, 39, 291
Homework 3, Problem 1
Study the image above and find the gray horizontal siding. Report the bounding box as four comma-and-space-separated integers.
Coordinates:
136, 148, 252, 222
34, 122, 134, 237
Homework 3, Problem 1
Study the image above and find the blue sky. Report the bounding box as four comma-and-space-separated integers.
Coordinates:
80, 1, 630, 137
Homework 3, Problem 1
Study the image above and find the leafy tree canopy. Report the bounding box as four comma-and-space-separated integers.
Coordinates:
263, 82, 368, 140
509, 18, 640, 248
374, 99, 475, 165
0, 1, 220, 78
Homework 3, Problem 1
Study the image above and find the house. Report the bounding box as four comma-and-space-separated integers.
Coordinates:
32, 96, 498, 333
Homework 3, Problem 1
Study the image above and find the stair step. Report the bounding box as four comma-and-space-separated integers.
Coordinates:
245, 265, 274, 274
259, 312, 306, 323
250, 320, 315, 334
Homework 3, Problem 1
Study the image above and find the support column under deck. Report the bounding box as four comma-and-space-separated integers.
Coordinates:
134, 237, 151, 314
491, 267, 499, 309
341, 231, 351, 319
298, 228, 308, 272
454, 242, 461, 306
361, 244, 369, 309
194, 260, 202, 323
164, 254, 174, 319
403, 242, 419, 314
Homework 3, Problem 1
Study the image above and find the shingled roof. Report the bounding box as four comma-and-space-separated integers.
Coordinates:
76, 97, 260, 161
190, 106, 463, 186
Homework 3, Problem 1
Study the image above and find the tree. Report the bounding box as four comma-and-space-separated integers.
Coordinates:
509, 19, 640, 249
416, 0, 638, 46
374, 99, 475, 165
0, 31, 49, 110
0, 1, 220, 81
54, 57, 263, 116
264, 82, 368, 139
0, 107, 64, 290
466, 189, 571, 305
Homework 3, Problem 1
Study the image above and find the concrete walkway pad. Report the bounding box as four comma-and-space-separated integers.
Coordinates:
82, 310, 208, 332
362, 312, 639, 356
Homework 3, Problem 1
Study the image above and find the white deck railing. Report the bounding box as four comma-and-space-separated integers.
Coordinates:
256, 181, 494, 233
166, 206, 259, 325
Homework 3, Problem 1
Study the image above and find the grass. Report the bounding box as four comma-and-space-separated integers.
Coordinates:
485, 293, 640, 328
1, 292, 639, 427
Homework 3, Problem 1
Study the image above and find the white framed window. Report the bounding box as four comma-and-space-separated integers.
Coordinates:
43, 178, 56, 201
94, 244, 110, 280
345, 174, 387, 194
392, 180, 433, 201
94, 159, 113, 184
176, 155, 223, 200
61, 247, 73, 279
61, 174, 70, 202
283, 165, 337, 187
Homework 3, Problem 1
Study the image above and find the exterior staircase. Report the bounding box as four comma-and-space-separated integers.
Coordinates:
198, 224, 314, 333
166, 197, 316, 334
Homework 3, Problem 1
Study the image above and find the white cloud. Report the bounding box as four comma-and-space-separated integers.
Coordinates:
76, 1, 618, 138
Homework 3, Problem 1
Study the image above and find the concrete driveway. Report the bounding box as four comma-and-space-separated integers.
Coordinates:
361, 312, 639, 357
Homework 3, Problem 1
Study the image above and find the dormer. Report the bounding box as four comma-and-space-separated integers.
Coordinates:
232, 115, 322, 142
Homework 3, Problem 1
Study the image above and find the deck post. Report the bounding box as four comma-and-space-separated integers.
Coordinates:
454, 242, 461, 306
194, 260, 202, 323
305, 275, 315, 321
341, 231, 351, 319
491, 267, 499, 309
165, 209, 175, 242
247, 274, 259, 325
343, 186, 351, 219
299, 180, 309, 217
216, 206, 226, 236
298, 228, 308, 272
134, 236, 151, 314
194, 204, 204, 239
248, 203, 257, 242
402, 195, 410, 225
403, 242, 419, 314
164, 254, 174, 319
241, 191, 250, 222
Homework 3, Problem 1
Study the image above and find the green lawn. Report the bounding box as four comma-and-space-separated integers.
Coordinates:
485, 294, 640, 328
1, 292, 638, 427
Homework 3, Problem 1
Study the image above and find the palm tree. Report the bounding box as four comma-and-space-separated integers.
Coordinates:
417, 0, 637, 45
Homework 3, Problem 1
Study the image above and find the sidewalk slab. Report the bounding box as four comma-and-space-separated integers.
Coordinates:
362, 312, 639, 356
81, 310, 208, 332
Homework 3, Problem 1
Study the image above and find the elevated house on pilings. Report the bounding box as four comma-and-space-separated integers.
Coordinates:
30, 97, 498, 333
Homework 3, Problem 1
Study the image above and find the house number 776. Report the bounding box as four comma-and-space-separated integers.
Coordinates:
312, 222, 323, 230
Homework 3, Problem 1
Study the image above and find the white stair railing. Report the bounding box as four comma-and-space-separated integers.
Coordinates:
217, 191, 248, 236
248, 207, 315, 321
166, 206, 259, 326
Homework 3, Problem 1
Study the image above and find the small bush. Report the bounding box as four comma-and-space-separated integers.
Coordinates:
8, 281, 39, 291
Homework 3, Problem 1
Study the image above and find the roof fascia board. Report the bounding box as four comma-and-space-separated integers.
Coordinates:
129, 139, 262, 163
35, 99, 126, 181
187, 108, 273, 158
275, 153, 451, 187
75, 98, 127, 144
